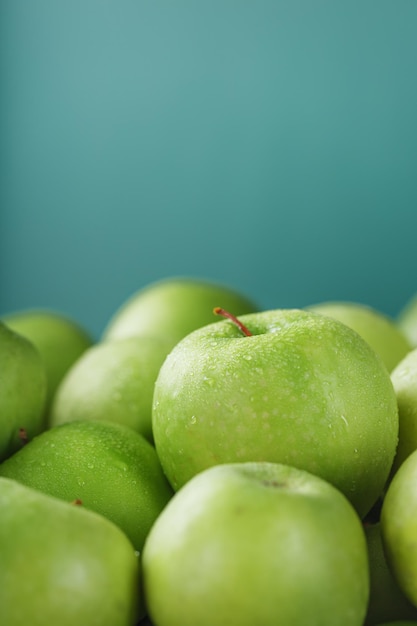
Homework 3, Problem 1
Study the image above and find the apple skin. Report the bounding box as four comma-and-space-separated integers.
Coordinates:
364, 522, 417, 625
0, 420, 174, 552
49, 335, 173, 443
0, 321, 47, 461
152, 308, 398, 518
381, 448, 417, 609
307, 301, 411, 373
142, 462, 369, 626
390, 348, 417, 474
102, 276, 259, 349
397, 293, 417, 349
2, 309, 93, 411
0, 476, 142, 626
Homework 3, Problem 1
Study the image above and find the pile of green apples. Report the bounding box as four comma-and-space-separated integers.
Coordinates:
3, 276, 417, 626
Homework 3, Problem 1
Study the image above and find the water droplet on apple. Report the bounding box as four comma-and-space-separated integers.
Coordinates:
190, 415, 197, 425
340, 415, 349, 427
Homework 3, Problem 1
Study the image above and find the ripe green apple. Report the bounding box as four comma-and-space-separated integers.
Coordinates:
49, 335, 172, 443
0, 420, 173, 551
102, 276, 258, 349
397, 293, 417, 348
381, 447, 417, 609
142, 462, 369, 626
0, 476, 142, 626
0, 321, 47, 461
390, 348, 417, 474
307, 300, 411, 372
2, 308, 94, 412
152, 308, 398, 518
364, 522, 417, 625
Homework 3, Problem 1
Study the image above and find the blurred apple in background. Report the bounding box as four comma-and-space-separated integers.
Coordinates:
0, 321, 47, 461
152, 307, 398, 518
2, 309, 94, 413
390, 348, 417, 475
0, 420, 173, 552
0, 477, 142, 626
142, 462, 369, 626
49, 335, 172, 443
397, 293, 417, 349
364, 522, 417, 625
102, 276, 259, 350
381, 447, 417, 610
307, 300, 411, 372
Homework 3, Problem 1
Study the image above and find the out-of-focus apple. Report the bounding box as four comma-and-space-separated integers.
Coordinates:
102, 276, 258, 350
390, 348, 417, 474
0, 321, 47, 461
307, 300, 411, 372
381, 448, 417, 608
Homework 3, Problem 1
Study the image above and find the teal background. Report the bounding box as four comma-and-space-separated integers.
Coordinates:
1, 2, 417, 339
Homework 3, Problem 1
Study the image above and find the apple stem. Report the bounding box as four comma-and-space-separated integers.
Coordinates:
213, 307, 252, 337
18, 427, 29, 446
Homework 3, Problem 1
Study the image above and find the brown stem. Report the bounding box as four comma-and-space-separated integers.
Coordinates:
213, 307, 252, 337
18, 428, 29, 446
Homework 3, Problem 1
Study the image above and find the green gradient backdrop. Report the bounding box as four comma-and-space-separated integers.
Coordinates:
1, 2, 417, 338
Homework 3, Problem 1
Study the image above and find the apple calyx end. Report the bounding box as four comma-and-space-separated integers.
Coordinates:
213, 307, 252, 337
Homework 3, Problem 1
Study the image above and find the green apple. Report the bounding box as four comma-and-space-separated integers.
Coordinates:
0, 476, 142, 626
364, 522, 417, 625
152, 308, 398, 518
0, 420, 173, 551
0, 321, 47, 461
390, 348, 417, 475
397, 293, 417, 348
49, 335, 172, 443
102, 276, 258, 349
142, 461, 369, 626
2, 308, 94, 411
307, 300, 411, 372
381, 447, 417, 608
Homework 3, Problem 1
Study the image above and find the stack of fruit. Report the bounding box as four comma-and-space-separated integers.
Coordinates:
2, 276, 417, 626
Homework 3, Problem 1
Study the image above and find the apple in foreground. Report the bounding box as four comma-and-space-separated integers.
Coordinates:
307, 300, 411, 372
0, 477, 142, 626
102, 276, 258, 349
0, 420, 174, 552
142, 462, 369, 626
152, 308, 398, 518
381, 447, 417, 608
